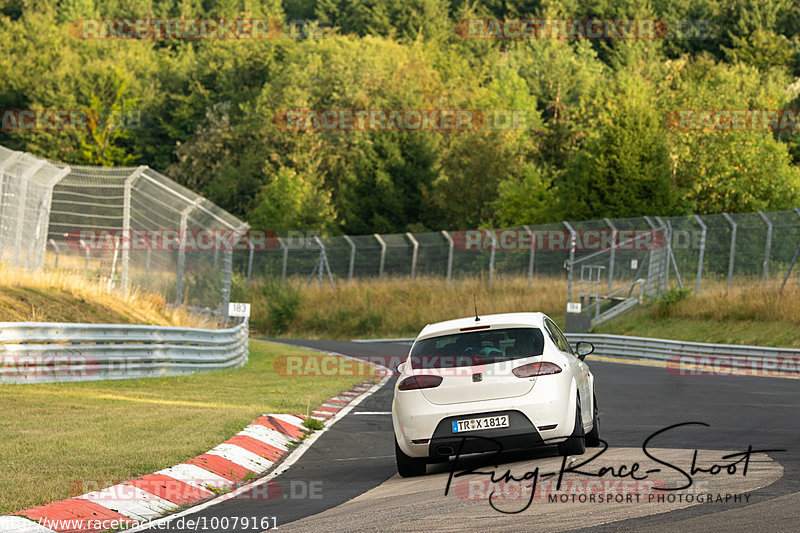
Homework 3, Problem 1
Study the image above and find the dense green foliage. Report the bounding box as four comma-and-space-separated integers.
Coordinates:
3, 0, 800, 233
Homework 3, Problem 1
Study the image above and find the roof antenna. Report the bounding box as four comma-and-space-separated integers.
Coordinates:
474, 293, 480, 322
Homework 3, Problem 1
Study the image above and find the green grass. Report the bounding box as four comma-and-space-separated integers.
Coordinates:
0, 339, 373, 515
594, 310, 800, 348
593, 284, 800, 348
592, 306, 800, 348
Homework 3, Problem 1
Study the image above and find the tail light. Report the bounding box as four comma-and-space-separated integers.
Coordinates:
512, 362, 562, 378
398, 375, 443, 391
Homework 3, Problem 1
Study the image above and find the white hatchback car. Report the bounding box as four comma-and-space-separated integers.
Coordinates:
391, 312, 599, 476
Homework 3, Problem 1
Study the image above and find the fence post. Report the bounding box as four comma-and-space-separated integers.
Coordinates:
313, 236, 335, 288
0, 152, 23, 265
145, 248, 151, 278
406, 232, 419, 280
643, 216, 665, 294
780, 241, 800, 292
442, 230, 454, 287
121, 166, 145, 295
14, 160, 44, 267
0, 152, 21, 172
175, 201, 198, 304
79, 238, 90, 272
655, 216, 670, 291
722, 213, 737, 292
316, 235, 323, 284
757, 211, 772, 286
374, 233, 387, 280
246, 237, 254, 289
602, 218, 616, 293
665, 221, 683, 289
277, 237, 288, 282
563, 221, 577, 302
343, 235, 356, 281
221, 233, 238, 317
36, 165, 69, 271
488, 230, 497, 290
32, 198, 49, 270
693, 215, 707, 295
523, 225, 536, 288
48, 239, 59, 268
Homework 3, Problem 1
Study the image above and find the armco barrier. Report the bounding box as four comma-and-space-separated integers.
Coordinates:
354, 334, 800, 375
0, 320, 248, 384
564, 333, 800, 365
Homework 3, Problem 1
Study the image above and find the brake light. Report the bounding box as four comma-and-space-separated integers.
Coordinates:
398, 375, 443, 390
512, 362, 562, 378
459, 324, 491, 331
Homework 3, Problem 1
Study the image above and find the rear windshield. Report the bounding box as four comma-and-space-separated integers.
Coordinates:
409, 327, 545, 368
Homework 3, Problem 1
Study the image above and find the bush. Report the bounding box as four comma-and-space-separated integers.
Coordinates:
654, 288, 691, 318
260, 282, 303, 335
228, 272, 248, 303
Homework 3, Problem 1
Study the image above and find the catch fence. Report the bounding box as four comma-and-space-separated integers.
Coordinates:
3, 144, 799, 322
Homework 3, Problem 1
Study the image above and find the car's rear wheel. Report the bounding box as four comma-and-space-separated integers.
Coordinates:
395, 440, 427, 477
558, 398, 586, 456
585, 394, 601, 447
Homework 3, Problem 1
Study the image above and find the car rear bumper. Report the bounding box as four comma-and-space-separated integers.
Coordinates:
392, 372, 577, 458
427, 409, 544, 457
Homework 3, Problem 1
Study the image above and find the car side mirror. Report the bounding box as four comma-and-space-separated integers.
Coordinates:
396, 362, 406, 374
575, 341, 594, 361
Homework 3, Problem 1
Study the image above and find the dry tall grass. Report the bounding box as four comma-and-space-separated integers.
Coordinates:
0, 266, 211, 327
249, 274, 800, 345
251, 275, 568, 338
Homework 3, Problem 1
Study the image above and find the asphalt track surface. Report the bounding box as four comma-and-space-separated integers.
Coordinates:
138, 338, 800, 533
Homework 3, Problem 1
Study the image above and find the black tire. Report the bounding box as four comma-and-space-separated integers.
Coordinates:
395, 440, 427, 477
558, 398, 586, 456
585, 395, 601, 448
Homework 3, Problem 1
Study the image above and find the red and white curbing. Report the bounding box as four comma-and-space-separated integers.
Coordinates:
2, 354, 390, 533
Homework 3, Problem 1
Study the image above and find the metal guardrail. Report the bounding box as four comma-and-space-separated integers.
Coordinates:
0, 320, 249, 384
564, 333, 800, 364
353, 334, 800, 369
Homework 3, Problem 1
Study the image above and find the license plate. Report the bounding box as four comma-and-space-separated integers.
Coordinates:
451, 415, 509, 433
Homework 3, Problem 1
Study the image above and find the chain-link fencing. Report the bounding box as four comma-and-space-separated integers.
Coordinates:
0, 146, 70, 270
239, 211, 799, 288
1, 145, 248, 313
4, 144, 799, 322
235, 210, 800, 329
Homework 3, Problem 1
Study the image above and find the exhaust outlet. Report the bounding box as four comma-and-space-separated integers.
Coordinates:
436, 445, 455, 456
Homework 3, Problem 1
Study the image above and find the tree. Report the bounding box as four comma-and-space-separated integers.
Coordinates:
556, 75, 676, 220
661, 56, 800, 213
